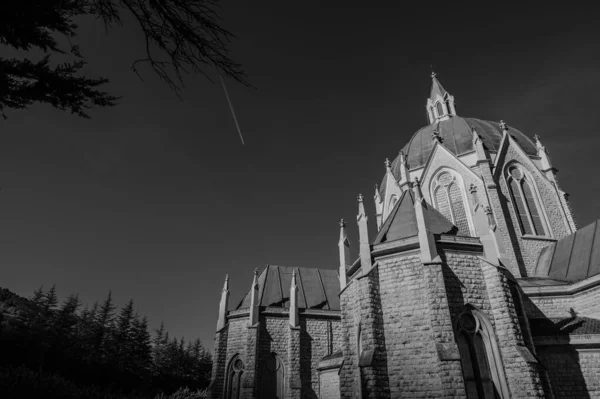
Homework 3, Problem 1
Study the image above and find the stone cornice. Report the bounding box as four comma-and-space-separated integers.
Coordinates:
226, 307, 340, 320
521, 273, 600, 297
534, 334, 600, 347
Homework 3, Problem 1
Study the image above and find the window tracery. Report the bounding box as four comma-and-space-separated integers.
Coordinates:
226, 356, 244, 399
506, 165, 547, 236
436, 101, 444, 117
431, 170, 471, 236
456, 308, 507, 399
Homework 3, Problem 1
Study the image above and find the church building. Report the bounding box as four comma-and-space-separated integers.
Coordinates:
208, 74, 600, 398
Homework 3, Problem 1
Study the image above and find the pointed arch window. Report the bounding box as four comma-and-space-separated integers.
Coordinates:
506, 165, 547, 236
436, 102, 444, 117
226, 356, 245, 399
259, 354, 285, 399
446, 99, 453, 116
432, 171, 472, 236
456, 307, 508, 399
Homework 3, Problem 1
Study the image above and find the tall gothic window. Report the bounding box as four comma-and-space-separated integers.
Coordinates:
259, 354, 285, 399
226, 356, 245, 399
432, 170, 471, 236
446, 99, 453, 115
456, 308, 507, 399
436, 101, 444, 117
506, 165, 547, 236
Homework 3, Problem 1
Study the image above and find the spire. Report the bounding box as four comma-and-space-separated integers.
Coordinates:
426, 72, 456, 124
357, 194, 372, 273
471, 126, 488, 162
398, 150, 410, 188
374, 184, 383, 230
248, 268, 260, 326
289, 269, 299, 328
430, 71, 448, 99
534, 134, 554, 171
216, 274, 230, 331
338, 219, 350, 287
413, 177, 439, 263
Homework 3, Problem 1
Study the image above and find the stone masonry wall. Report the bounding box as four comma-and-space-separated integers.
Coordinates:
377, 253, 445, 397
256, 314, 341, 399
480, 258, 550, 397
339, 277, 362, 398
319, 369, 341, 399
301, 318, 342, 397
524, 284, 600, 320
537, 346, 600, 398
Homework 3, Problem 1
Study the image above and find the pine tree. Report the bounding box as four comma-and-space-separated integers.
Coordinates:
114, 299, 135, 370
131, 314, 152, 380
43, 284, 59, 313
94, 291, 116, 362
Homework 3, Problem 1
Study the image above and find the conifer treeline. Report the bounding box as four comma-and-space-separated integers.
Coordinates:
0, 286, 211, 397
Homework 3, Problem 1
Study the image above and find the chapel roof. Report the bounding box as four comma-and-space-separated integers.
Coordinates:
235, 265, 340, 311
533, 220, 600, 282
373, 189, 457, 244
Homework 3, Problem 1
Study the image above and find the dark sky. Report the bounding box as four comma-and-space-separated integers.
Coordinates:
1, 2, 599, 349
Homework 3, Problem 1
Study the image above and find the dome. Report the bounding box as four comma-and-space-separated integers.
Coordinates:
390, 117, 537, 174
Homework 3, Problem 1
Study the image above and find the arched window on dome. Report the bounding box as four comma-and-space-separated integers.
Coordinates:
259, 354, 285, 399
505, 165, 547, 236
431, 170, 472, 236
436, 101, 444, 117
225, 356, 245, 399
456, 307, 509, 399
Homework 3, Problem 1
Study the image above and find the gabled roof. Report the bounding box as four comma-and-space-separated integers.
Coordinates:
373, 190, 457, 244
235, 265, 340, 311
533, 220, 600, 282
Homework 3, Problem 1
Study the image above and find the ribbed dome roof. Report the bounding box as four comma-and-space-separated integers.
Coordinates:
391, 117, 537, 173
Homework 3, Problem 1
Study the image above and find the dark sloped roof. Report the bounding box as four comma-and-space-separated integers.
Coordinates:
394, 117, 537, 172
379, 117, 537, 201
533, 220, 600, 282
373, 190, 457, 244
529, 317, 600, 337
235, 265, 340, 311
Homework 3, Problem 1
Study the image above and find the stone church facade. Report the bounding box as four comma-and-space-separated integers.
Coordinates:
208, 74, 600, 398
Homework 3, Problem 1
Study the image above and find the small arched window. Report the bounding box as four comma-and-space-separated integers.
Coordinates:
259, 354, 285, 399
506, 165, 547, 236
226, 356, 245, 399
456, 308, 508, 399
436, 101, 444, 117
389, 195, 398, 211
432, 171, 471, 236
446, 100, 453, 115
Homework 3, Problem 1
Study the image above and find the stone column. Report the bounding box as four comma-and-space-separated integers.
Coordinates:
242, 324, 259, 398
423, 260, 466, 397
287, 325, 302, 399
355, 268, 390, 398
208, 326, 229, 399
480, 260, 550, 398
